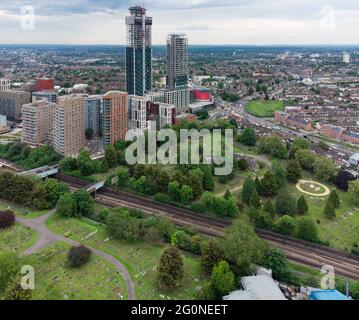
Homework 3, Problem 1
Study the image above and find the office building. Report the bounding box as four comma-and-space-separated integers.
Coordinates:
84, 95, 102, 136
102, 91, 128, 146
52, 95, 85, 156
126, 5, 152, 96
164, 89, 190, 115
0, 79, 10, 91
166, 34, 189, 91
0, 90, 31, 120
21, 100, 56, 146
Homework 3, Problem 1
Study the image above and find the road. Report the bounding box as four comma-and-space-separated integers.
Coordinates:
16, 211, 136, 300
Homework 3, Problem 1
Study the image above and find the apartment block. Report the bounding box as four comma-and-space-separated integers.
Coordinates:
146, 101, 176, 130
21, 100, 56, 146
32, 91, 58, 103
0, 90, 31, 120
129, 95, 151, 135
102, 91, 128, 146
52, 95, 85, 156
0, 79, 10, 91
84, 95, 102, 136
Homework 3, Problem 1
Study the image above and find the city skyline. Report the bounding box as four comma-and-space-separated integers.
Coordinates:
0, 1, 358, 45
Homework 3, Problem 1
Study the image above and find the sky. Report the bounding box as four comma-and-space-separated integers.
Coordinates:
0, 0, 359, 45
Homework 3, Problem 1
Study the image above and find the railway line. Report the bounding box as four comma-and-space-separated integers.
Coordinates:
56, 173, 359, 280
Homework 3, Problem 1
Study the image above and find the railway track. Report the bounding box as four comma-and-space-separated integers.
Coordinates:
55, 173, 359, 280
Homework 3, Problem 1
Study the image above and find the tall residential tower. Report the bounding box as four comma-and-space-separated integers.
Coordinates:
125, 6, 152, 96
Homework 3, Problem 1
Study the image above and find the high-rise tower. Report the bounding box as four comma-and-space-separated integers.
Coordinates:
166, 34, 189, 91
126, 6, 152, 96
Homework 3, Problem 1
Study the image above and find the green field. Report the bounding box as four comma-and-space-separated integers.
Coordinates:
46, 215, 206, 300
245, 100, 284, 117
0, 224, 37, 254
22, 243, 128, 300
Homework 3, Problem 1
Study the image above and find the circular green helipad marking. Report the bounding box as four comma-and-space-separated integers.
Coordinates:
296, 179, 330, 197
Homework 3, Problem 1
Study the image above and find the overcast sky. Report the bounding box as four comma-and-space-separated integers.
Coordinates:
0, 0, 358, 45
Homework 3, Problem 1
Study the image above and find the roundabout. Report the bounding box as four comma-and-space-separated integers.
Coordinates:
296, 179, 330, 197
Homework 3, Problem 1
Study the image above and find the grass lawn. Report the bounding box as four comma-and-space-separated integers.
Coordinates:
46, 215, 206, 300
0, 199, 49, 219
22, 242, 128, 300
287, 183, 359, 251
0, 224, 37, 254
245, 100, 284, 117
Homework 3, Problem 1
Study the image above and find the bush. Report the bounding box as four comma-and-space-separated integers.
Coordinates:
67, 245, 91, 268
0, 211, 15, 229
296, 218, 319, 243
154, 193, 170, 204
274, 215, 297, 236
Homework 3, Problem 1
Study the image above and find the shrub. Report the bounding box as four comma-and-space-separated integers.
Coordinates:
67, 245, 91, 268
0, 211, 15, 229
154, 193, 170, 204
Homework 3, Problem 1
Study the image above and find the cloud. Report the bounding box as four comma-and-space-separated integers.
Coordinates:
0, 0, 358, 44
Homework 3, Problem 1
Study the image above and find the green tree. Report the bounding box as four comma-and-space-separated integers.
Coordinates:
116, 167, 129, 187
224, 189, 232, 200
44, 178, 69, 207
295, 149, 316, 171
157, 246, 184, 289
238, 159, 249, 171
273, 162, 287, 188
297, 196, 309, 215
222, 217, 266, 275
0, 253, 20, 292
210, 261, 235, 298
286, 160, 302, 184
313, 156, 338, 181
56, 193, 78, 218
106, 210, 141, 241
85, 128, 94, 140
73, 189, 94, 217
201, 239, 225, 275
180, 185, 193, 205
105, 145, 118, 169
323, 201, 336, 220
3, 276, 32, 300
351, 281, 359, 300
239, 128, 256, 146
241, 177, 256, 204
263, 200, 276, 218
292, 138, 310, 151
60, 157, 78, 172
203, 167, 215, 191
348, 180, 359, 206
249, 190, 261, 209
171, 231, 191, 251
168, 181, 181, 202
275, 189, 297, 216
260, 171, 279, 197
274, 215, 297, 236
259, 135, 287, 159
328, 190, 340, 209
296, 217, 319, 243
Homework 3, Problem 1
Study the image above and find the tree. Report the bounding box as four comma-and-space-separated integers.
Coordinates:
238, 159, 249, 171
323, 201, 336, 220
44, 178, 69, 207
67, 245, 92, 268
348, 180, 359, 206
85, 128, 94, 140
203, 167, 215, 191
328, 190, 340, 209
273, 162, 286, 188
224, 189, 232, 200
168, 181, 181, 202
351, 281, 359, 300
106, 210, 141, 241
286, 160, 302, 184
171, 231, 191, 251
0, 211, 15, 229
222, 217, 266, 275
73, 189, 94, 217
254, 177, 263, 195
313, 156, 338, 182
275, 189, 297, 216
260, 171, 279, 197
116, 167, 130, 187
60, 157, 78, 172
180, 185, 193, 205
56, 193, 78, 218
295, 149, 316, 171
210, 261, 235, 298
241, 177, 256, 204
292, 138, 310, 151
3, 276, 32, 300
262, 248, 295, 283
239, 128, 256, 146
105, 145, 118, 169
259, 135, 287, 159
0, 253, 20, 292
263, 200, 276, 218
296, 217, 319, 243
274, 215, 297, 236
157, 246, 184, 289
297, 196, 309, 215
334, 171, 355, 191
249, 190, 261, 209
201, 239, 225, 275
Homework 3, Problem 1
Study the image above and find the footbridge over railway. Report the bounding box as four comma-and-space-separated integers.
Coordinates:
86, 181, 105, 195
20, 165, 60, 179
